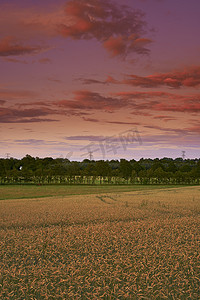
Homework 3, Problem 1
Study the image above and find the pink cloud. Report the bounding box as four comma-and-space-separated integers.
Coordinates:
58, 0, 152, 57
114, 91, 181, 100
82, 117, 100, 122
39, 58, 51, 64
131, 111, 152, 117
65, 135, 104, 141
82, 66, 200, 88
18, 101, 50, 107
123, 66, 200, 88
103, 36, 127, 57
56, 90, 128, 111
115, 90, 200, 113
54, 89, 200, 115
80, 75, 118, 85
0, 1, 152, 59
103, 36, 151, 57
154, 102, 200, 113
153, 115, 176, 122
3, 87, 199, 125
106, 120, 140, 125
106, 75, 118, 84
0, 107, 58, 123
3, 57, 28, 64
0, 37, 45, 57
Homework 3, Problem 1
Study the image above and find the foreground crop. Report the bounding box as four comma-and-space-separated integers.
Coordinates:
0, 187, 199, 299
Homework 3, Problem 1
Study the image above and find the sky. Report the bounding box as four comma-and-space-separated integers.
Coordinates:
0, 0, 200, 161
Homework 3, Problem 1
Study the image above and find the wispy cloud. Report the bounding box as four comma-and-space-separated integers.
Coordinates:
14, 139, 69, 146
106, 120, 140, 125
81, 66, 200, 88
114, 91, 183, 100
78, 75, 118, 85
58, 0, 152, 58
0, 107, 58, 123
54, 89, 200, 115
18, 101, 50, 107
152, 102, 200, 113
65, 135, 104, 141
0, 37, 46, 57
0, 0, 152, 59
56, 90, 129, 111
82, 117, 100, 122
153, 115, 176, 122
14, 139, 48, 145
3, 57, 28, 64
39, 58, 52, 64
0, 100, 93, 123
116, 91, 200, 113
122, 66, 200, 88
82, 117, 140, 125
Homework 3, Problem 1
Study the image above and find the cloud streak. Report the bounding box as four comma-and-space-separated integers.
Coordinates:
122, 66, 200, 88
81, 66, 200, 88
0, 100, 92, 123
118, 91, 200, 113
79, 75, 118, 85
56, 90, 128, 111
14, 139, 69, 146
0, 107, 58, 123
54, 89, 200, 115
2, 87, 200, 124
0, 37, 46, 57
65, 135, 104, 141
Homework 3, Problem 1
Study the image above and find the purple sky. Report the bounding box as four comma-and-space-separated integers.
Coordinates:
0, 0, 200, 160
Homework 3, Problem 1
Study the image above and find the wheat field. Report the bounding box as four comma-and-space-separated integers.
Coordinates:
0, 186, 199, 299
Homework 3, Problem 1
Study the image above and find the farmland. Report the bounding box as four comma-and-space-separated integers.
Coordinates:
0, 186, 199, 299
0, 184, 185, 200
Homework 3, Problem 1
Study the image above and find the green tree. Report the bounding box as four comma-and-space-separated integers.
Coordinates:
95, 160, 112, 184
119, 159, 132, 183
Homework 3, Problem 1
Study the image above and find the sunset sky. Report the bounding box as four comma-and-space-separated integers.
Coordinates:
1, 0, 200, 160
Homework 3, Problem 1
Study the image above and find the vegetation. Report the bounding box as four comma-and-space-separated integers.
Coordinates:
0, 155, 200, 185
0, 184, 185, 200
0, 186, 199, 299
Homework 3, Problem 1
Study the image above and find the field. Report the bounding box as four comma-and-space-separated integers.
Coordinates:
0, 184, 186, 200
0, 185, 199, 299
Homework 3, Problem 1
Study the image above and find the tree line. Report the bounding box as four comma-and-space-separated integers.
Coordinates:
0, 155, 200, 185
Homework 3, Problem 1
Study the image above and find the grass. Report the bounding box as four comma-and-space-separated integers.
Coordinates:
0, 184, 188, 200
0, 186, 199, 299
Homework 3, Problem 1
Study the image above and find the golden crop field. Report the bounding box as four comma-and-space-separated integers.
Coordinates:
0, 186, 199, 299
